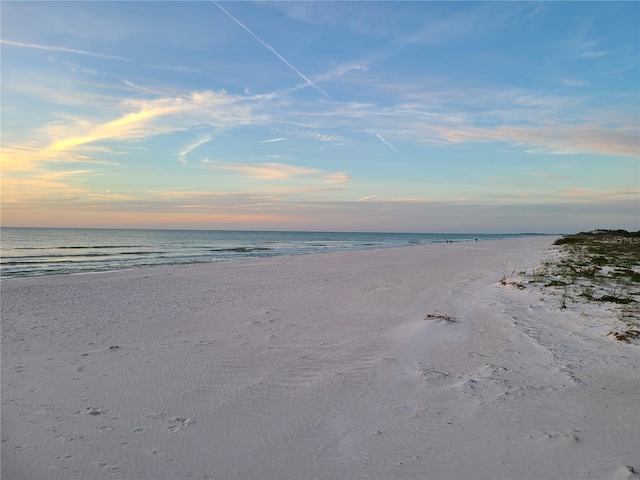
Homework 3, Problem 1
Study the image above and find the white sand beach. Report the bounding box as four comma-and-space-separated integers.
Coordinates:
2, 237, 638, 480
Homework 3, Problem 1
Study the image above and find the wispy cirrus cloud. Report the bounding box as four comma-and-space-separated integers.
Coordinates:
560, 188, 639, 201
177, 135, 213, 165
313, 63, 370, 83
293, 130, 349, 143
314, 133, 347, 143
287, 80, 636, 158
357, 194, 431, 203
46, 90, 263, 152
437, 124, 638, 157
568, 37, 608, 59
0, 170, 136, 209
49, 104, 182, 152
357, 195, 377, 201
271, 1, 537, 46
2, 88, 266, 182
213, 162, 319, 180
0, 144, 111, 173
207, 161, 351, 184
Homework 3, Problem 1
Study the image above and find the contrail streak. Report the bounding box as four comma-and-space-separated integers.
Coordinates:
211, 1, 332, 100
0, 39, 130, 62
376, 133, 397, 152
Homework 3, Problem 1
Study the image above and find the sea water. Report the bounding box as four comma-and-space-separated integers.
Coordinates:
0, 228, 543, 278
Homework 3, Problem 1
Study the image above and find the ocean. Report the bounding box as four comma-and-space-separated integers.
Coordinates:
0, 228, 543, 278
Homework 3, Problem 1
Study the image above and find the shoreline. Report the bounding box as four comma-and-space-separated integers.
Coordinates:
2, 236, 638, 479
0, 230, 552, 280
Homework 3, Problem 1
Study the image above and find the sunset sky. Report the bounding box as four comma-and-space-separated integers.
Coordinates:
2, 1, 638, 233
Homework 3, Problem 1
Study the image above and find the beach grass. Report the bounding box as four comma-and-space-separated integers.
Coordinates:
526, 230, 640, 343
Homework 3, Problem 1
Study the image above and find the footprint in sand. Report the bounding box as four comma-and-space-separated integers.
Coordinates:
94, 462, 119, 474
145, 413, 165, 421
84, 407, 107, 416
167, 417, 194, 432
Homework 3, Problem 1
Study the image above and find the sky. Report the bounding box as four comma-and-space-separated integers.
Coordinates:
1, 1, 638, 233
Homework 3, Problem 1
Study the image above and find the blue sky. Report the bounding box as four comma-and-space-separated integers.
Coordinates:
1, 1, 638, 233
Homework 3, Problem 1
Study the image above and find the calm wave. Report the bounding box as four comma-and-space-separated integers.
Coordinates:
0, 228, 544, 278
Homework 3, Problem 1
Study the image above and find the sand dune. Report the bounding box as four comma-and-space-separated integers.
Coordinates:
2, 237, 638, 479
